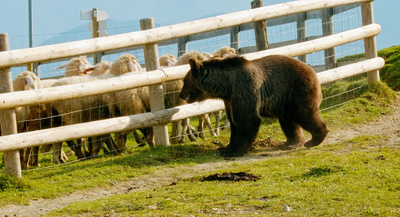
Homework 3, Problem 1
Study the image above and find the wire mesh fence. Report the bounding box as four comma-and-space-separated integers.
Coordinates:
1, 3, 374, 172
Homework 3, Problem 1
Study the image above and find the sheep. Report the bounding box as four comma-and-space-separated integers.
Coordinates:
159, 54, 177, 67
49, 75, 120, 163
101, 54, 154, 150
213, 46, 236, 58
165, 51, 210, 143
109, 54, 142, 76
10, 71, 59, 168
203, 52, 214, 59
53, 56, 92, 77
47, 54, 142, 160
84, 61, 112, 76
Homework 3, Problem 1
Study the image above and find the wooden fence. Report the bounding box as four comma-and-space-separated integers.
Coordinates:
0, 0, 382, 177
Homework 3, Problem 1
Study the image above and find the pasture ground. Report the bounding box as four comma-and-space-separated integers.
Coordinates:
0, 82, 399, 216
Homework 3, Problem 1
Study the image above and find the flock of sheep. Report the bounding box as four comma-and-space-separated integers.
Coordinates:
10, 46, 236, 169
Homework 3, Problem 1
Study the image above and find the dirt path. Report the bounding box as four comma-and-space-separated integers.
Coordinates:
2, 94, 400, 217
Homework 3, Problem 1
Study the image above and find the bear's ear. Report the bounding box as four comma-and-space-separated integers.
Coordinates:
189, 58, 202, 76
189, 58, 200, 70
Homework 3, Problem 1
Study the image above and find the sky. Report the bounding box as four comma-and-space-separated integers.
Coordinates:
0, 0, 398, 53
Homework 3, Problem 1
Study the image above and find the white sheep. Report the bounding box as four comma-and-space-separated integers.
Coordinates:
213, 46, 237, 58
102, 54, 153, 149
109, 54, 142, 76
53, 56, 92, 77
84, 61, 112, 76
159, 54, 177, 67
49, 75, 120, 163
10, 71, 62, 168
165, 51, 210, 144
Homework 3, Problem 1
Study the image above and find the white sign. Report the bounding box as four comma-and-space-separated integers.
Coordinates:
97, 11, 109, 21
87, 20, 107, 31
98, 30, 108, 37
80, 9, 109, 21
80, 10, 92, 20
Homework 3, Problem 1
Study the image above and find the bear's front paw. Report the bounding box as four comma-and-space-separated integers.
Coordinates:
218, 148, 246, 157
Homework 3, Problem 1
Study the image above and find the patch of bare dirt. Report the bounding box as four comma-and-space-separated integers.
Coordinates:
2, 93, 400, 217
200, 172, 261, 182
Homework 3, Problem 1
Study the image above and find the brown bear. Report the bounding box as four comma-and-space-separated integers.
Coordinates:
179, 54, 329, 157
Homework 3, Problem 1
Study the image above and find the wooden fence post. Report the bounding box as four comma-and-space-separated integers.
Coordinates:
140, 18, 169, 146
322, 8, 336, 70
251, 0, 269, 51
92, 8, 103, 64
178, 37, 188, 57
230, 26, 240, 52
361, 2, 380, 85
0, 33, 22, 178
297, 13, 307, 63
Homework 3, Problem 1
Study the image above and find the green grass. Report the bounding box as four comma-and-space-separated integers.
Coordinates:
46, 139, 400, 216
336, 45, 400, 90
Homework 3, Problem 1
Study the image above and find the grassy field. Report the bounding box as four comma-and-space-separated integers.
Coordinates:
0, 80, 398, 216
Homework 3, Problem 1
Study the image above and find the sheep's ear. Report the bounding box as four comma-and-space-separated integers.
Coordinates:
78, 62, 86, 72
24, 76, 37, 90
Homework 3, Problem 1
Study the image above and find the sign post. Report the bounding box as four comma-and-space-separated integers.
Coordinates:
81, 9, 109, 64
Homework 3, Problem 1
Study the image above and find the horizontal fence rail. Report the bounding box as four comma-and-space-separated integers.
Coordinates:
0, 24, 381, 110
0, 57, 385, 152
0, 0, 371, 68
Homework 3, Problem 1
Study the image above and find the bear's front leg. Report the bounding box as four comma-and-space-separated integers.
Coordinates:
219, 113, 261, 157
217, 101, 236, 152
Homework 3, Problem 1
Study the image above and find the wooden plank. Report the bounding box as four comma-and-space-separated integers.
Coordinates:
0, 99, 225, 152
230, 26, 240, 52
140, 18, 169, 146
297, 12, 307, 63
0, 33, 21, 178
361, 2, 380, 85
0, 24, 381, 110
318, 57, 384, 84
0, 0, 371, 68
322, 8, 336, 70
252, 0, 269, 50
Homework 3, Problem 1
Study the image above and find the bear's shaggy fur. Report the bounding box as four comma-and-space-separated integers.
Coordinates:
179, 55, 329, 157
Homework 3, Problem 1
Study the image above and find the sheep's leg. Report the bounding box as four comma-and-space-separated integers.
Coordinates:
60, 149, 69, 162
197, 115, 207, 139
30, 146, 40, 167
204, 114, 217, 137
20, 149, 30, 169
66, 140, 85, 159
41, 145, 52, 153
171, 120, 182, 144
52, 142, 63, 164
178, 120, 188, 143
142, 127, 154, 148
185, 118, 197, 142
214, 111, 222, 136
133, 130, 146, 146
102, 135, 118, 154
114, 132, 128, 154
89, 136, 103, 156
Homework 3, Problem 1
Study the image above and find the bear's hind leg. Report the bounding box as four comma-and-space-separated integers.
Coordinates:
278, 117, 305, 150
294, 112, 329, 148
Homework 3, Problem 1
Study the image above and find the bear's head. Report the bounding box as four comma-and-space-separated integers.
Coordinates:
179, 58, 210, 103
